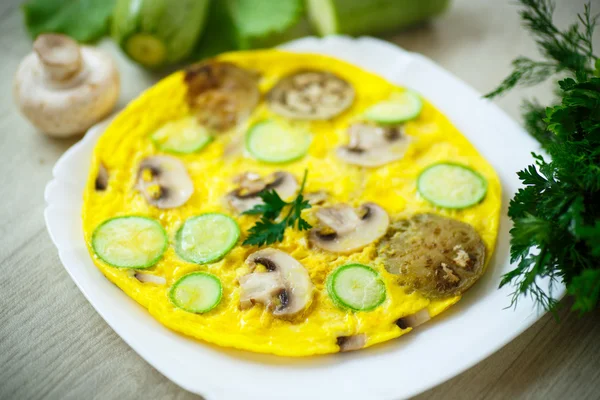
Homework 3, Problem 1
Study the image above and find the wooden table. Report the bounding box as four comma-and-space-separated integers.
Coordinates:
1, 1, 599, 399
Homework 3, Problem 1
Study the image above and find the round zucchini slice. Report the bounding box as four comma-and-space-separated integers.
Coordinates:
327, 264, 386, 312
417, 162, 488, 209
169, 272, 222, 313
175, 213, 240, 264
246, 120, 311, 163
150, 116, 212, 154
91, 216, 167, 269
364, 91, 423, 124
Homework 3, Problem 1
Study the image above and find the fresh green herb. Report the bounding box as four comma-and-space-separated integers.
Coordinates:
227, 0, 307, 49
192, 0, 238, 60
242, 170, 312, 247
22, 0, 116, 42
193, 0, 307, 60
485, 0, 598, 99
486, 0, 600, 314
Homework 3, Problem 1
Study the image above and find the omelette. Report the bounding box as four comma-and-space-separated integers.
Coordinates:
82, 50, 501, 357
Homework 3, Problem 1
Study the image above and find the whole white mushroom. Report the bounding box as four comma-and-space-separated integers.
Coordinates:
13, 33, 120, 138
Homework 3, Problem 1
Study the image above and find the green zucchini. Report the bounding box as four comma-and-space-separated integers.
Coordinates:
246, 120, 311, 164
150, 117, 212, 154
364, 91, 423, 124
92, 216, 167, 269
112, 0, 210, 68
417, 162, 488, 209
175, 214, 240, 264
327, 264, 386, 312
169, 272, 222, 313
306, 0, 450, 36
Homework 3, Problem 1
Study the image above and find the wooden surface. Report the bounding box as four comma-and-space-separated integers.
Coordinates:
1, 1, 599, 399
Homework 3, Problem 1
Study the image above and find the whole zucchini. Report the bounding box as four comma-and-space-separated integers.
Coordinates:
112, 0, 210, 68
306, 0, 451, 36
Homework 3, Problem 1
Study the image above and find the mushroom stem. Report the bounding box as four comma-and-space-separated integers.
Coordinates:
309, 203, 390, 253
33, 34, 83, 82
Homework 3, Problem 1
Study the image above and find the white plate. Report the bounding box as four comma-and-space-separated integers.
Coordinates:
44, 36, 564, 400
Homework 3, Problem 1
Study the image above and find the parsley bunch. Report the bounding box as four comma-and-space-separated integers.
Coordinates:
242, 170, 312, 246
486, 0, 600, 313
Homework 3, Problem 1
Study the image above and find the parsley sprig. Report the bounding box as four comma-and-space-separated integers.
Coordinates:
486, 0, 600, 314
242, 170, 312, 246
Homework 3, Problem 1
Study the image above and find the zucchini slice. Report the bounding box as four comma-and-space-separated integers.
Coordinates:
327, 264, 386, 312
169, 272, 222, 313
151, 116, 212, 154
417, 162, 488, 209
175, 213, 240, 264
246, 120, 311, 163
364, 91, 423, 124
92, 216, 167, 269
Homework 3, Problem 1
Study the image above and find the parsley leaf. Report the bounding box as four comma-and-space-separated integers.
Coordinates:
242, 170, 312, 246
487, 0, 600, 314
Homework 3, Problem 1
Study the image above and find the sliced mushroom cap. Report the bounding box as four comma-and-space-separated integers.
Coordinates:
239, 248, 314, 316
396, 308, 431, 329
309, 203, 389, 253
267, 70, 355, 120
226, 171, 298, 213
336, 334, 367, 352
95, 162, 108, 191
379, 214, 486, 298
305, 190, 328, 206
337, 123, 411, 167
184, 61, 259, 132
131, 271, 167, 285
239, 272, 285, 309
136, 156, 194, 209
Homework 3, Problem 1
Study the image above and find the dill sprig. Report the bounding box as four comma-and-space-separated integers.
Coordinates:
485, 0, 598, 99
486, 0, 600, 314
242, 170, 312, 247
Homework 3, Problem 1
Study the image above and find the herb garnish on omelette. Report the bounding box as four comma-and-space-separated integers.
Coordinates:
82, 50, 501, 356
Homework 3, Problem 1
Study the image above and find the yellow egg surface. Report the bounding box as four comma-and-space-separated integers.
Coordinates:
82, 50, 501, 357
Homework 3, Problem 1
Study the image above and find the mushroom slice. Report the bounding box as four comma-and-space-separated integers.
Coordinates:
238, 272, 285, 310
396, 308, 431, 329
226, 171, 298, 213
136, 156, 194, 209
336, 334, 367, 352
305, 190, 328, 206
267, 70, 355, 120
184, 61, 259, 132
133, 272, 167, 285
378, 214, 486, 298
309, 203, 389, 253
95, 163, 109, 191
337, 123, 411, 167
239, 248, 314, 316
